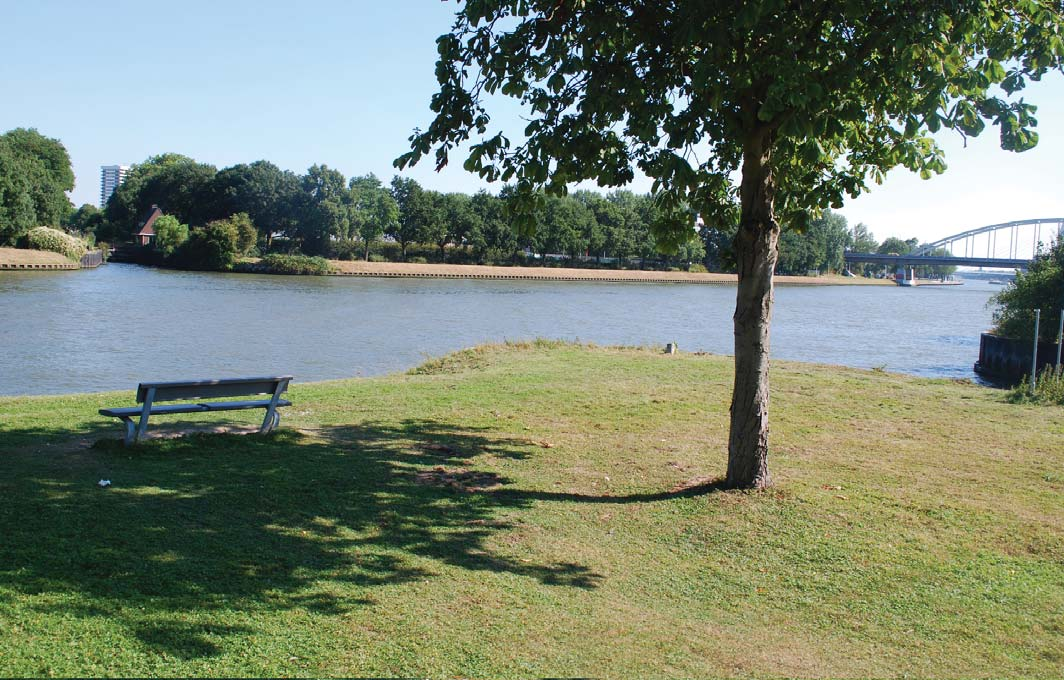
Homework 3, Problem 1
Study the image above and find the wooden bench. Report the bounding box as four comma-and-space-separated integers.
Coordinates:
99, 376, 293, 446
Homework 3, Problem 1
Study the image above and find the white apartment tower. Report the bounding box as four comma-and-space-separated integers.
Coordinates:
99, 165, 130, 207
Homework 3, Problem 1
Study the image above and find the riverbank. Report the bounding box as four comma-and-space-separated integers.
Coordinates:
330, 259, 894, 285
1, 342, 1060, 677
0, 246, 78, 270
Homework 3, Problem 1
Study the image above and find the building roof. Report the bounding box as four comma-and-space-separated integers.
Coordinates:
137, 205, 163, 236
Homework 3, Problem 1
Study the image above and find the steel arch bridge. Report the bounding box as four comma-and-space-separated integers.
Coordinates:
844, 217, 1064, 269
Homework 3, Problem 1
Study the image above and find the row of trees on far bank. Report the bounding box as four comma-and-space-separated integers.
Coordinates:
0, 131, 953, 277
63, 150, 944, 275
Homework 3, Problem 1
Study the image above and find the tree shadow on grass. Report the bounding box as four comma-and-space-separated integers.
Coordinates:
0, 418, 624, 661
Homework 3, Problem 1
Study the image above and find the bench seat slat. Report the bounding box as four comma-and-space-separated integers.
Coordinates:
99, 398, 292, 418
199, 398, 292, 412
100, 404, 209, 418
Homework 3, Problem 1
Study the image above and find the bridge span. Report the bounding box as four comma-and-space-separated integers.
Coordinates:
844, 217, 1064, 270
843, 252, 1030, 268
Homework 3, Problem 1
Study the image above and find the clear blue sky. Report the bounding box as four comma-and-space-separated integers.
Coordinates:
2, 0, 1062, 243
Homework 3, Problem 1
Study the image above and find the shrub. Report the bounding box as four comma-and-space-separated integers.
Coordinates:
174, 221, 239, 270
330, 239, 361, 261
229, 213, 258, 255
992, 238, 1064, 342
1007, 366, 1064, 405
688, 263, 708, 273
252, 253, 331, 275
368, 254, 387, 263
408, 256, 428, 264
152, 215, 189, 257
24, 226, 86, 261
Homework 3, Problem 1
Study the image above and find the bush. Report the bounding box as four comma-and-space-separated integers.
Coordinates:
1007, 366, 1064, 405
174, 221, 239, 270
330, 239, 361, 261
368, 254, 387, 263
408, 256, 428, 264
992, 238, 1064, 343
249, 253, 332, 275
688, 263, 708, 273
24, 227, 86, 261
152, 215, 189, 257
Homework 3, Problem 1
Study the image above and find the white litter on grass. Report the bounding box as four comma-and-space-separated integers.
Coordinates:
98, 479, 111, 487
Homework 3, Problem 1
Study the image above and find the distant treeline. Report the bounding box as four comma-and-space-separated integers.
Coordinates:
1, 132, 955, 275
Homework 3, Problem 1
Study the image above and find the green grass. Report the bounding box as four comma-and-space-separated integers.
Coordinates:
1, 342, 1062, 677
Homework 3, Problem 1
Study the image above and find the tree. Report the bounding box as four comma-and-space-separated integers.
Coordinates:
66, 204, 104, 236
702, 218, 739, 273
217, 212, 258, 255
468, 190, 514, 263
398, 1, 1063, 488
1, 128, 74, 228
175, 220, 240, 270
578, 191, 624, 261
992, 237, 1064, 343
152, 215, 190, 258
415, 190, 452, 259
297, 165, 348, 255
0, 139, 38, 244
437, 192, 479, 260
847, 222, 878, 275
349, 174, 399, 260
777, 210, 849, 274
209, 161, 301, 246
877, 237, 916, 256
389, 176, 429, 259
103, 154, 216, 240
0, 128, 74, 243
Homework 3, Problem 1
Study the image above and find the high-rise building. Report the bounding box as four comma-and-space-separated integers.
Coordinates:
99, 165, 130, 207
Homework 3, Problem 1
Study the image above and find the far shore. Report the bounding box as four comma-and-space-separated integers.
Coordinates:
0, 247, 78, 270
329, 260, 894, 285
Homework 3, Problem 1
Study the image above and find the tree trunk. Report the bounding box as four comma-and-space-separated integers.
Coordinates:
364, 240, 370, 261
726, 130, 780, 490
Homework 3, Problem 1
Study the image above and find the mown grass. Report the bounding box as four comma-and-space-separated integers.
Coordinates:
0, 342, 1061, 677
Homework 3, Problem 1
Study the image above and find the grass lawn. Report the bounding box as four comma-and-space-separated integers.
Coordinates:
0, 247, 73, 266
0, 342, 1061, 677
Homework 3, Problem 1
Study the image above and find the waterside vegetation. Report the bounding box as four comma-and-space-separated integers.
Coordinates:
0, 343, 1061, 677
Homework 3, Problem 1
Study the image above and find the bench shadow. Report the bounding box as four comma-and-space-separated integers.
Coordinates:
0, 417, 645, 661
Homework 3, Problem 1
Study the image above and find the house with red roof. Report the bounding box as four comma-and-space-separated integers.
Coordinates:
136, 205, 162, 246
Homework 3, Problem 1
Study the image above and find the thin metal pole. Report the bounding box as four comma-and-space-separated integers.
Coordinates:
1057, 308, 1063, 370
1031, 309, 1041, 395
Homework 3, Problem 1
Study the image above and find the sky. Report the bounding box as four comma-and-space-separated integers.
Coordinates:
2, 0, 1062, 245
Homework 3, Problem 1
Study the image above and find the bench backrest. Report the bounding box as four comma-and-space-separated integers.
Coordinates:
136, 376, 293, 403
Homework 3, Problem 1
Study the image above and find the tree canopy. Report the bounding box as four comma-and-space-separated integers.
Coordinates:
993, 237, 1064, 343
0, 128, 74, 244
399, 0, 1064, 488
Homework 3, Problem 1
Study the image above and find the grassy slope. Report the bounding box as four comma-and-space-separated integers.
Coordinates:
0, 343, 1061, 678
0, 247, 73, 265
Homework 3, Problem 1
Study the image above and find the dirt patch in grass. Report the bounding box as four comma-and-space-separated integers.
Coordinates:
414, 466, 508, 491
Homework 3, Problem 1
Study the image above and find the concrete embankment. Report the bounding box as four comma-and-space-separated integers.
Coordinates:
0, 247, 79, 270
330, 260, 893, 286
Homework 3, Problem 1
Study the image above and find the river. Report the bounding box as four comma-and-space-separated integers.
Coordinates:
0, 264, 1002, 396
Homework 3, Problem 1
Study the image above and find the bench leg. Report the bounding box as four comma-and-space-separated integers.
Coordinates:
119, 417, 136, 447
259, 406, 280, 434
135, 388, 155, 444
135, 413, 151, 443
